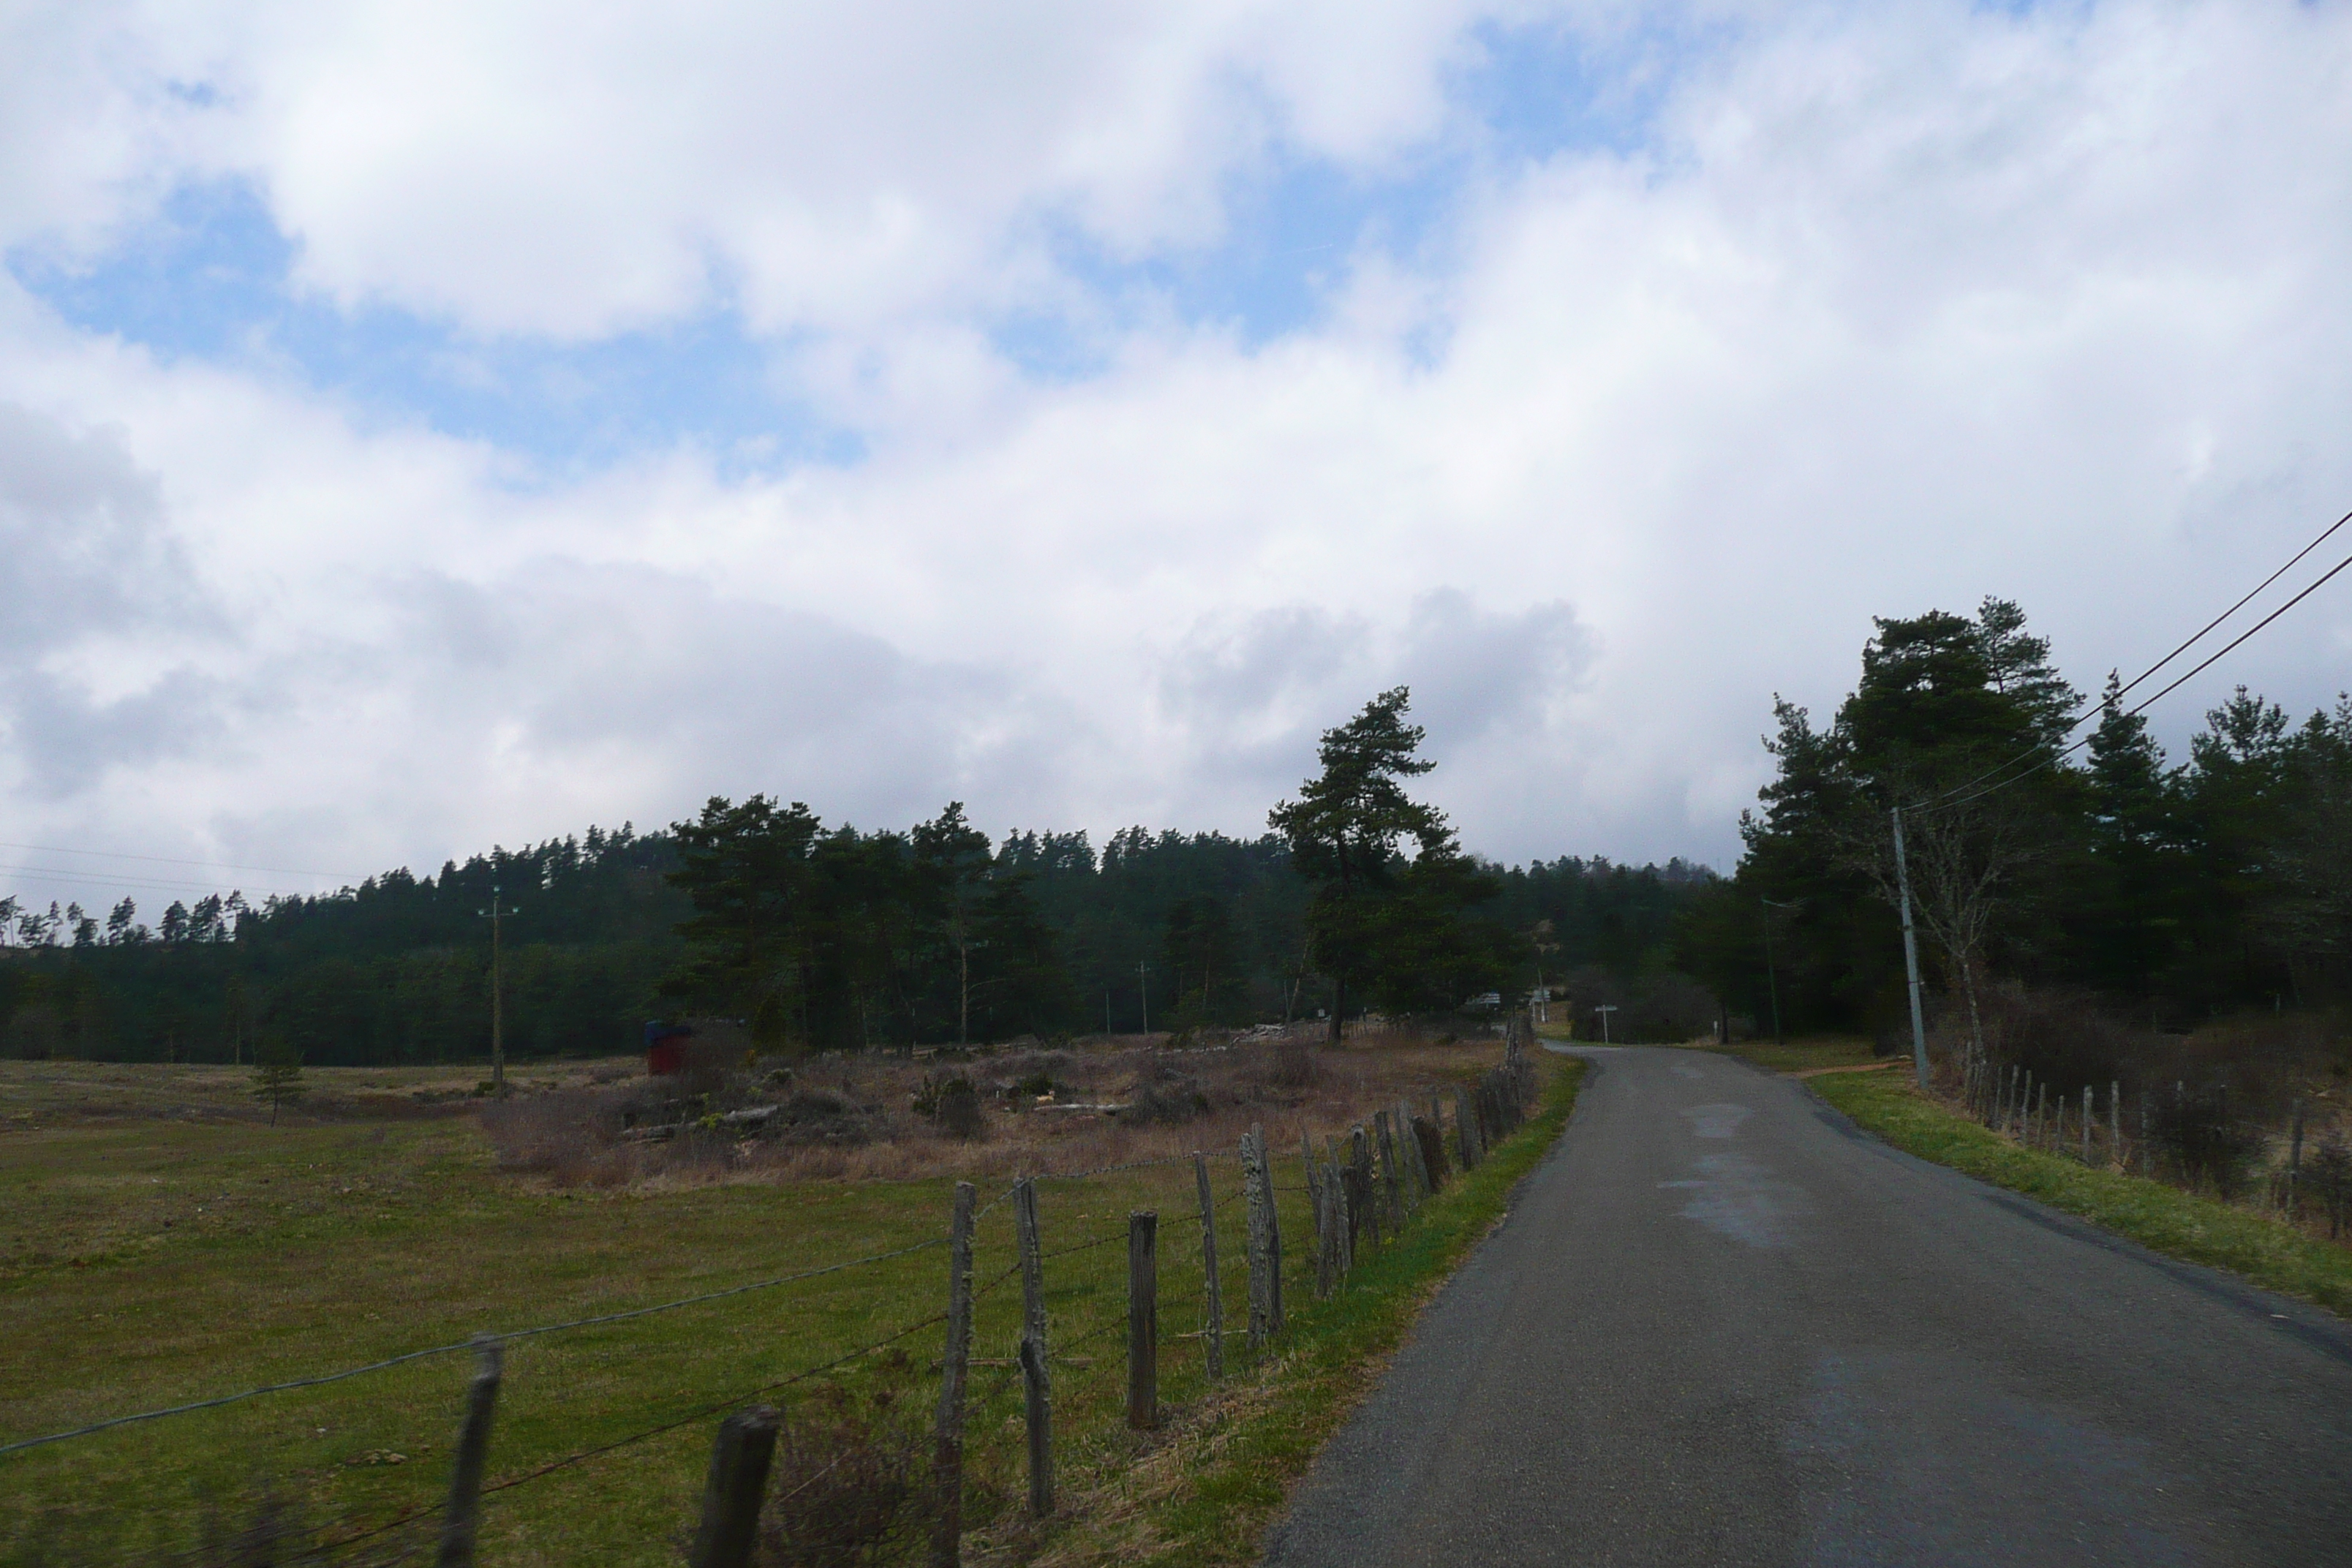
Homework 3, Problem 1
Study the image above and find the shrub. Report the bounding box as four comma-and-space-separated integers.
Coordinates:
2149, 1085, 2269, 1198
1123, 1079, 1210, 1126
933, 1076, 985, 1140
758, 1389, 927, 1568
1263, 1038, 1319, 1089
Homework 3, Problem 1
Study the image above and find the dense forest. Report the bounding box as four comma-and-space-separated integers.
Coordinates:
1680, 597, 2352, 1045
0, 698, 1717, 1065
15, 603, 2322, 1070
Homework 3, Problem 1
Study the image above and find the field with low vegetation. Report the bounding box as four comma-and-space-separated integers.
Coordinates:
1, 1022, 1532, 1566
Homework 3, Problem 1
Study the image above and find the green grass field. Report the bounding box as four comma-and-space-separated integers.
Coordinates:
1812, 1068, 2352, 1319
2, 1054, 1578, 1565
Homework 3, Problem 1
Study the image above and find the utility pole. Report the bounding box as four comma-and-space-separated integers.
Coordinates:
1594, 1003, 1618, 1044
1760, 897, 1798, 1045
1891, 807, 1930, 1090
478, 884, 516, 1095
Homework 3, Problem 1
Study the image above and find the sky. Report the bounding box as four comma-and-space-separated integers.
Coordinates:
4, 0, 2351, 916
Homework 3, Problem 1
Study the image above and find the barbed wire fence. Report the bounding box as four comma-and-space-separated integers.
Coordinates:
6, 1019, 1548, 1568
1952, 1052, 2352, 1240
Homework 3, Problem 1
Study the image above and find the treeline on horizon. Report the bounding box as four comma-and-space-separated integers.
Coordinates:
1678, 597, 2352, 1045
0, 815, 1716, 1068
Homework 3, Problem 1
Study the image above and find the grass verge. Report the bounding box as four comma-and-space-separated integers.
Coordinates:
1032, 1057, 1585, 1567
1812, 1068, 2352, 1319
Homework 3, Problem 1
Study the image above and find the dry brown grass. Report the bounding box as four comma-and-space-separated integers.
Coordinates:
0, 1055, 637, 1131
475, 1023, 1510, 1192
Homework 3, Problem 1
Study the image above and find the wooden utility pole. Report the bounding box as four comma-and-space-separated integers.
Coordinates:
477, 884, 516, 1094
1891, 807, 1931, 1090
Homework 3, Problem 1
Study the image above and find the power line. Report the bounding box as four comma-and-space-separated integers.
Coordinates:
0, 864, 312, 901
1921, 506, 2352, 809
1925, 543, 2352, 815
0, 840, 365, 881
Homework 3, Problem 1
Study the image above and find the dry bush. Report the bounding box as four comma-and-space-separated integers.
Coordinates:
1967, 985, 2151, 1093
1123, 1075, 1210, 1127
2146, 1083, 2269, 1197
758, 1387, 929, 1568
1252, 1037, 1319, 1090
474, 1032, 1507, 1191
934, 1077, 986, 1141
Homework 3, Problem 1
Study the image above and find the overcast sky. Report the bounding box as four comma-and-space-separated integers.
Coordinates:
4, 0, 2351, 915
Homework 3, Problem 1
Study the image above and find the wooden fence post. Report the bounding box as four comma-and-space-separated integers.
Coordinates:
688, 1406, 781, 1568
1014, 1177, 1053, 1517
2081, 1086, 2092, 1164
1309, 1147, 1337, 1298
1267, 1139, 1284, 1335
931, 1180, 976, 1568
2110, 1080, 2121, 1167
435, 1335, 503, 1568
1374, 1111, 1401, 1232
1335, 1147, 1354, 1278
1397, 1101, 1428, 1206
1349, 1126, 1379, 1248
1127, 1210, 1158, 1429
1241, 1129, 1276, 1344
1412, 1114, 1448, 1194
1455, 1086, 1479, 1170
1194, 1153, 1225, 1380
1299, 1129, 1326, 1284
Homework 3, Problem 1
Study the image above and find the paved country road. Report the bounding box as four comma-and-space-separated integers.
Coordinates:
1261, 1045, 2352, 1567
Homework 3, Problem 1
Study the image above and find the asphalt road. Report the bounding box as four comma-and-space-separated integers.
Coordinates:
1260, 1045, 2352, 1567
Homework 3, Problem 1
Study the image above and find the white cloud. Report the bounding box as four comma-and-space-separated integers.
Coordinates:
4, 0, 2352, 907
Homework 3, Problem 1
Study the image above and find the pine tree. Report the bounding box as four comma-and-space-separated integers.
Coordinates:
250, 1038, 305, 1126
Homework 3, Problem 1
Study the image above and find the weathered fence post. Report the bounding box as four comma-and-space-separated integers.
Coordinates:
1300, 1128, 1326, 1277
1241, 1128, 1277, 1344
1374, 1111, 1401, 1232
1349, 1126, 1379, 1248
1014, 1177, 1053, 1517
1413, 1114, 1448, 1194
1311, 1147, 1338, 1298
436, 1335, 503, 1568
1455, 1086, 1479, 1170
2139, 1096, 2152, 1177
1264, 1132, 1284, 1334
2110, 1080, 2121, 1167
1127, 1210, 1158, 1429
1398, 1101, 1428, 1205
2288, 1098, 2307, 1216
1194, 1152, 1224, 1380
1325, 1136, 1354, 1278
689, 1406, 781, 1568
931, 1180, 976, 1568
2081, 1086, 2092, 1164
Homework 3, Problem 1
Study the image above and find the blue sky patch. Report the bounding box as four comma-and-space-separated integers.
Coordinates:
10, 21, 1686, 472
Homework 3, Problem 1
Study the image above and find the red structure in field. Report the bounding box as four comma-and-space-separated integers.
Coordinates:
644, 1020, 696, 1076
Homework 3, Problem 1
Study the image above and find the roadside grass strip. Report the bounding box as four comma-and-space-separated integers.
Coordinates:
1812, 1068, 2352, 1319
1036, 1058, 1586, 1568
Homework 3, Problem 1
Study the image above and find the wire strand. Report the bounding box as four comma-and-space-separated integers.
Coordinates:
0, 1235, 949, 1458
1921, 507, 2352, 808
1926, 546, 2352, 815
